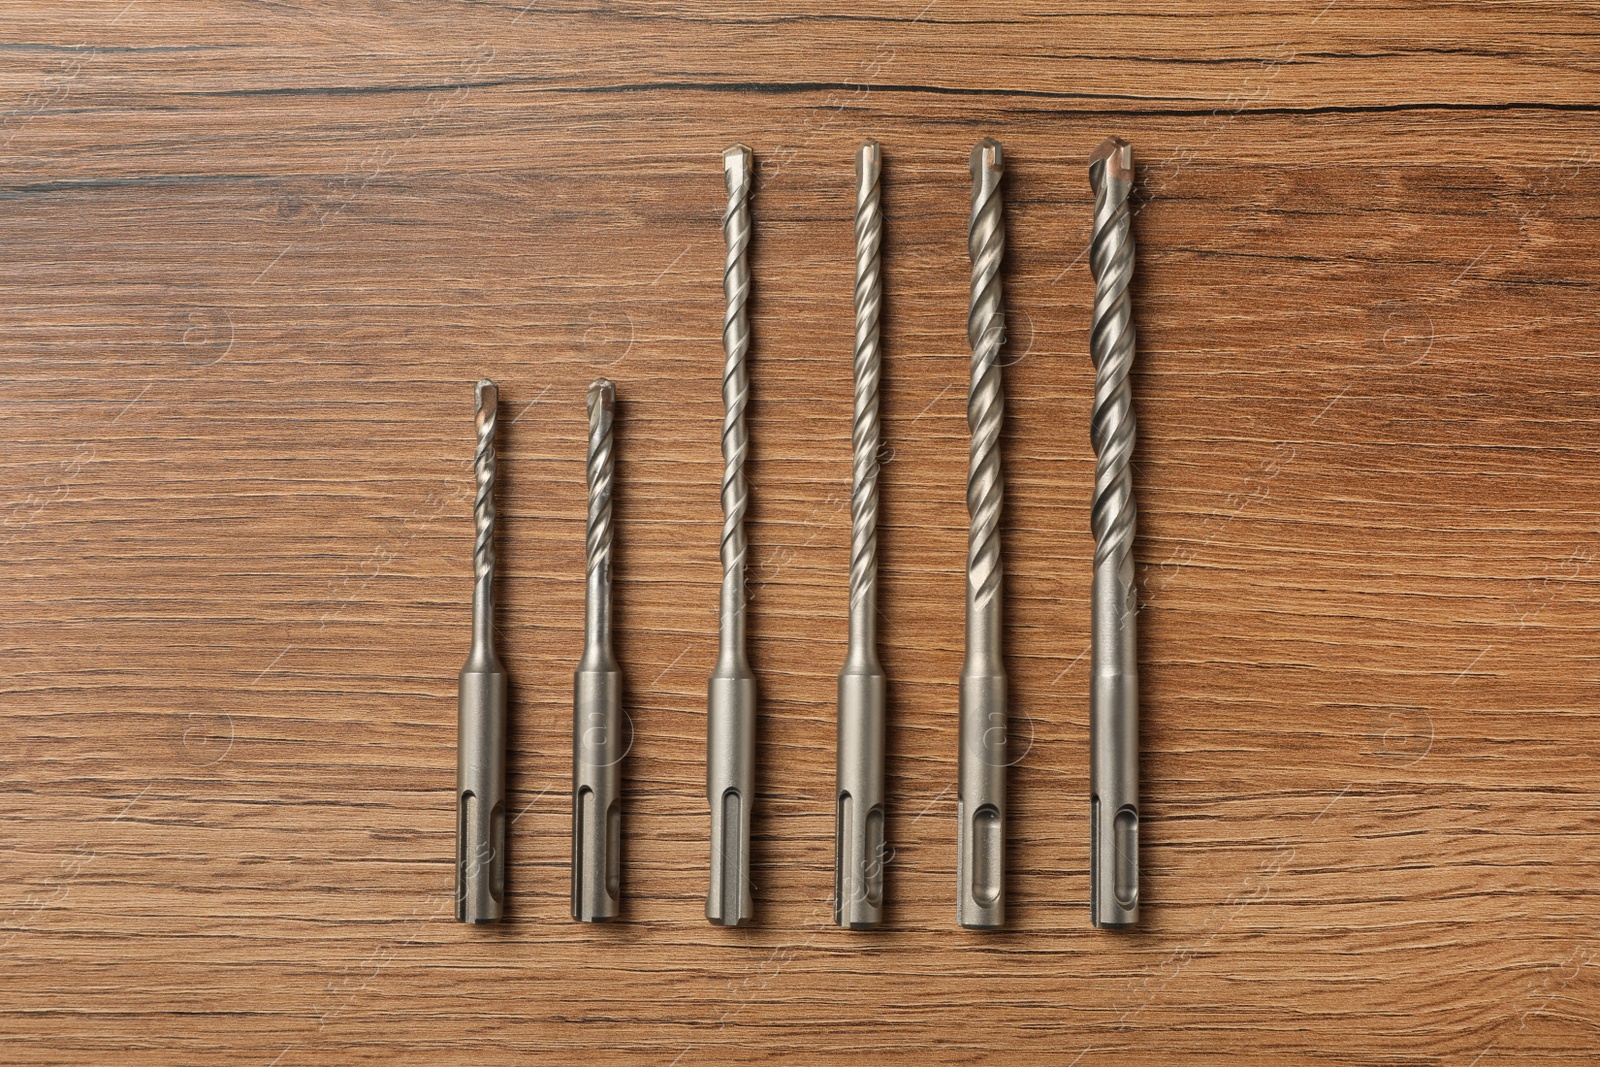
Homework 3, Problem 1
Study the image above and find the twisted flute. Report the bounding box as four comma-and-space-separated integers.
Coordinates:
1088, 136, 1140, 929
457, 378, 507, 924
573, 377, 622, 922
707, 143, 757, 927
958, 137, 1008, 930
836, 140, 887, 929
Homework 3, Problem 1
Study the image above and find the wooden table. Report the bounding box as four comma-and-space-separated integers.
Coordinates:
3, 3, 1597, 1063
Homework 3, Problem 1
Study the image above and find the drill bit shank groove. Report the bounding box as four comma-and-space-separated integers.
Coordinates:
958, 137, 1008, 930
574, 378, 622, 922
457, 379, 507, 924
707, 143, 757, 927
1088, 136, 1141, 929
836, 140, 887, 929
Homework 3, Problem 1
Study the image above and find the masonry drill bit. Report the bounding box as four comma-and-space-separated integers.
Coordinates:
573, 378, 622, 922
707, 142, 756, 927
836, 140, 887, 930
457, 378, 507, 924
1088, 136, 1140, 929
958, 137, 1008, 930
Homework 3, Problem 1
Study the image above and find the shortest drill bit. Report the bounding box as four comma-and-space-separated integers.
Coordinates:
458, 378, 507, 924
573, 378, 623, 922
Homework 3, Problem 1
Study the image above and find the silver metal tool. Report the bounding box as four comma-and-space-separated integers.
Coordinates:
707, 142, 756, 928
958, 137, 1008, 930
573, 377, 622, 922
836, 140, 887, 930
458, 379, 507, 924
1088, 136, 1140, 929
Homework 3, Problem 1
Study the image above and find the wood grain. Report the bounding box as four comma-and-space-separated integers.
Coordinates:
3, 2, 1599, 1063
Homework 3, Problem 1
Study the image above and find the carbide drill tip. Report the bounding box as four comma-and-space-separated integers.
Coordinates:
970, 136, 1003, 180
856, 138, 882, 180
1089, 135, 1134, 180
724, 143, 754, 188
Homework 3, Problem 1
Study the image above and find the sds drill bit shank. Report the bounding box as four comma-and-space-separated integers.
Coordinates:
458, 379, 507, 924
1088, 136, 1140, 929
836, 140, 887, 930
958, 137, 1008, 930
707, 143, 757, 928
573, 378, 622, 922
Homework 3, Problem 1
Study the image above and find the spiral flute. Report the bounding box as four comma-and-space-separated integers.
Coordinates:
457, 379, 507, 924
573, 378, 622, 922
958, 137, 1008, 930
707, 143, 756, 927
836, 140, 887, 929
1088, 136, 1140, 929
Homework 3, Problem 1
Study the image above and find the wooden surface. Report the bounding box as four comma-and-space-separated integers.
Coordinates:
3, 2, 1599, 1063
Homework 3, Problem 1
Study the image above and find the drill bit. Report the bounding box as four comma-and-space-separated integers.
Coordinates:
1088, 135, 1140, 929
958, 137, 1008, 930
836, 140, 887, 930
457, 378, 507, 924
573, 377, 622, 922
707, 142, 756, 928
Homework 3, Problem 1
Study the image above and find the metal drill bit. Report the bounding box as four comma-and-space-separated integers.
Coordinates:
1088, 135, 1140, 929
707, 142, 756, 928
836, 140, 887, 930
958, 137, 1008, 930
573, 377, 622, 922
457, 378, 507, 924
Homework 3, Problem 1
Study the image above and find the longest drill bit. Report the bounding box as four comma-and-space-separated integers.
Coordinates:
836, 140, 887, 930
1088, 136, 1140, 929
958, 137, 1008, 930
458, 379, 507, 924
573, 377, 622, 922
707, 142, 756, 927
